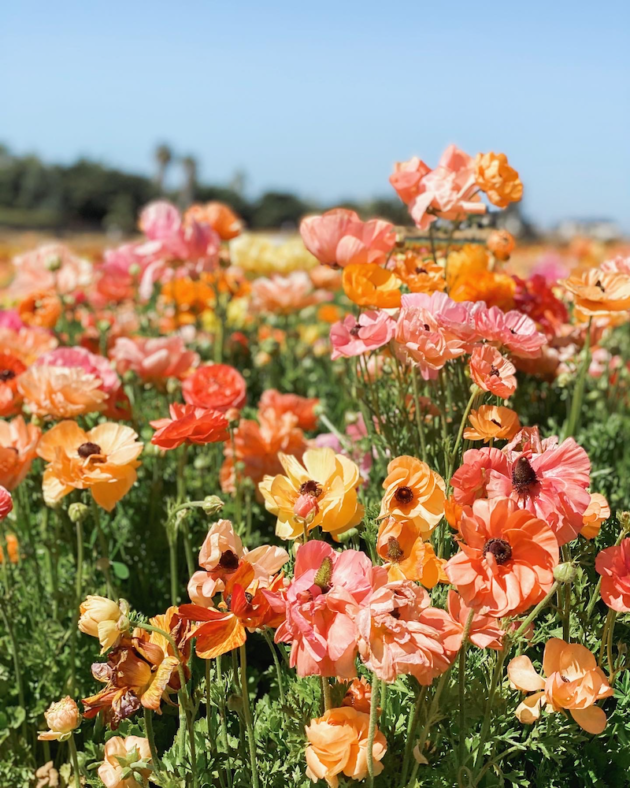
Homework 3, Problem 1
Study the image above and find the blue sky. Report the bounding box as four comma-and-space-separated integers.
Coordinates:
2, 1, 629, 228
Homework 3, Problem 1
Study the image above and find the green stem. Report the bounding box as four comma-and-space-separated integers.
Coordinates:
239, 644, 260, 788
447, 386, 480, 487
564, 317, 592, 439
263, 629, 285, 704
458, 609, 475, 764
144, 708, 161, 775
0, 599, 27, 740
607, 610, 617, 681
406, 671, 450, 787
67, 733, 82, 788
561, 545, 571, 642
216, 655, 233, 787
69, 517, 84, 695
512, 582, 559, 642
474, 648, 508, 770
321, 676, 332, 713
411, 367, 428, 462
401, 685, 427, 784
90, 498, 115, 598
367, 675, 381, 788
168, 532, 179, 606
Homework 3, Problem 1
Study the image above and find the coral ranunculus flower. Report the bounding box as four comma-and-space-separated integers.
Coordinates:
474, 152, 523, 208
445, 497, 559, 618
563, 269, 630, 317
379, 456, 445, 539
98, 735, 152, 788
17, 290, 62, 329
508, 639, 613, 734
342, 264, 402, 309
469, 345, 517, 399
464, 405, 521, 443
330, 311, 396, 360
18, 365, 107, 419
110, 336, 199, 382
392, 252, 446, 294
38, 697, 81, 741
258, 389, 320, 432
581, 493, 610, 540
305, 707, 387, 788
0, 326, 58, 365
0, 417, 40, 491
38, 421, 142, 510
395, 306, 466, 380
185, 201, 243, 240
595, 538, 630, 612
376, 517, 446, 588
151, 404, 229, 450
182, 363, 246, 412
444, 591, 504, 650
260, 447, 364, 540
0, 352, 27, 417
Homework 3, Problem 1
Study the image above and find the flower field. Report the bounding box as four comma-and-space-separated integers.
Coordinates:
1, 146, 630, 788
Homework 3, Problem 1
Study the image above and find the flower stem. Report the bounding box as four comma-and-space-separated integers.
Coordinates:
447, 386, 480, 487
263, 629, 285, 704
68, 516, 84, 695
67, 733, 82, 788
401, 684, 427, 784
367, 675, 381, 788
239, 644, 260, 788
144, 707, 161, 776
90, 497, 115, 598
406, 670, 449, 787
511, 581, 559, 642
564, 317, 592, 439
474, 647, 508, 769
411, 367, 428, 463
458, 609, 475, 764
168, 531, 179, 606
0, 599, 27, 740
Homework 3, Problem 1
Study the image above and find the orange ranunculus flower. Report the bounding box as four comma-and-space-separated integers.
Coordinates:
342, 263, 402, 309
182, 363, 246, 413
464, 405, 521, 443
469, 346, 517, 400
0, 326, 58, 365
18, 365, 107, 419
444, 495, 463, 530
581, 493, 610, 539
508, 638, 613, 734
17, 290, 62, 329
83, 607, 189, 728
160, 276, 215, 323
259, 447, 364, 540
445, 497, 559, 618
305, 706, 387, 788
487, 229, 516, 262
379, 456, 445, 539
341, 677, 373, 714
450, 269, 516, 311
38, 697, 81, 741
0, 415, 41, 490
37, 421, 142, 511
393, 252, 446, 295
259, 389, 319, 432
317, 304, 343, 323
563, 269, 630, 317
446, 244, 490, 288
474, 152, 523, 209
0, 353, 27, 417
185, 201, 243, 240
0, 533, 19, 564
376, 517, 446, 588
150, 404, 229, 450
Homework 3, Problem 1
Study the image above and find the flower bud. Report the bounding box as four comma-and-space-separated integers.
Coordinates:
68, 502, 90, 525
38, 696, 81, 741
294, 493, 319, 520
618, 511, 630, 533
44, 255, 62, 273
553, 562, 577, 584
202, 495, 225, 516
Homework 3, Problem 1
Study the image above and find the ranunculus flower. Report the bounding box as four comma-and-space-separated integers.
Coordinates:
487, 229, 516, 261
251, 272, 330, 314
258, 389, 319, 432
469, 345, 517, 399
79, 596, 130, 653
393, 252, 446, 294
0, 352, 27, 417
445, 497, 559, 618
151, 404, 229, 450
0, 486, 13, 520
389, 157, 432, 204
342, 264, 402, 309
475, 307, 546, 358
183, 363, 246, 412
464, 405, 521, 443
110, 336, 198, 382
17, 290, 62, 330
581, 493, 610, 539
185, 201, 243, 240
376, 517, 445, 588
0, 416, 41, 491
330, 311, 396, 360
395, 305, 466, 380
10, 243, 92, 298
300, 208, 395, 268
305, 707, 387, 788
98, 735, 152, 788
508, 639, 613, 734
18, 365, 107, 419
474, 152, 523, 208
595, 538, 630, 612
36, 347, 120, 395
443, 590, 504, 650
563, 268, 630, 317
379, 455, 445, 539
38, 697, 81, 741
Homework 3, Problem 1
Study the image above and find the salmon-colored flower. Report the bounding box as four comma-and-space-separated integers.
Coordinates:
260, 447, 364, 540
185, 201, 243, 240
464, 405, 521, 443
581, 493, 610, 539
10, 243, 92, 299
98, 735, 152, 788
79, 596, 130, 653
36, 346, 120, 396
389, 157, 432, 204
330, 311, 396, 360
395, 306, 466, 380
508, 639, 613, 734
110, 336, 198, 382
251, 272, 330, 314
376, 517, 446, 588
18, 365, 107, 419
475, 152, 523, 208
151, 404, 229, 450
393, 252, 446, 294
564, 268, 630, 318
475, 307, 546, 358
305, 707, 387, 788
0, 326, 57, 365
469, 345, 517, 399
259, 389, 319, 432
0, 352, 27, 417
0, 532, 19, 564
379, 456, 445, 539
356, 579, 456, 684
444, 591, 504, 650
595, 538, 630, 612
341, 677, 373, 714
182, 363, 246, 412
38, 421, 142, 511
300, 208, 396, 268
487, 230, 516, 262
342, 264, 401, 309
38, 697, 81, 741
17, 290, 62, 330
445, 497, 559, 618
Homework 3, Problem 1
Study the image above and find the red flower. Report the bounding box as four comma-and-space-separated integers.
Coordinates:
182, 364, 246, 412
595, 539, 630, 612
258, 389, 319, 432
151, 404, 229, 450
0, 353, 27, 417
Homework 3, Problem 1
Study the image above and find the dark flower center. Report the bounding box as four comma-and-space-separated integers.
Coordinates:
511, 456, 538, 493
390, 608, 401, 619
394, 486, 414, 505
595, 280, 605, 292
483, 538, 512, 565
218, 549, 240, 570
300, 480, 323, 498
77, 442, 103, 459
415, 267, 427, 275
490, 418, 501, 427
489, 365, 500, 377
350, 325, 362, 337
0, 369, 16, 382
423, 323, 431, 331
387, 537, 404, 562
313, 556, 333, 593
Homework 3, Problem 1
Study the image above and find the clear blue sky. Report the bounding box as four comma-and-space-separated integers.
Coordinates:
2, 1, 629, 228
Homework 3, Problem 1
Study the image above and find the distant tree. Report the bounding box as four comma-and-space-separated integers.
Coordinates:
154, 144, 173, 193
250, 191, 312, 229
180, 156, 197, 208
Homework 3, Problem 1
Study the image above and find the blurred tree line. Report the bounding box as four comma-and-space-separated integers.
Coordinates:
0, 144, 410, 233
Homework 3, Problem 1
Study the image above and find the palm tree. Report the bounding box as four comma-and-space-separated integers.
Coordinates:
154, 144, 172, 193
181, 155, 197, 208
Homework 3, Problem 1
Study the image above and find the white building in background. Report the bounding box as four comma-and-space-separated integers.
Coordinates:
555, 219, 622, 243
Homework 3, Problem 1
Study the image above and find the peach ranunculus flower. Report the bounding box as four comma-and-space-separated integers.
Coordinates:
0, 415, 41, 490
251, 272, 330, 315
10, 243, 92, 298
79, 595, 130, 653
0, 326, 58, 365
0, 352, 27, 417
474, 152, 523, 208
37, 421, 142, 511
17, 290, 62, 330
508, 639, 613, 734
341, 677, 373, 714
445, 497, 559, 618
464, 405, 521, 443
38, 696, 81, 741
443, 590, 504, 650
98, 735, 152, 788
184, 201, 243, 240
110, 336, 199, 383
378, 456, 445, 539
259, 447, 364, 540
487, 229, 516, 262
356, 579, 457, 685
395, 302, 466, 380
187, 518, 289, 607
18, 365, 107, 419
563, 268, 630, 318
392, 251, 446, 294
305, 706, 387, 787
581, 493, 610, 539
342, 263, 402, 309
469, 345, 517, 400
300, 208, 396, 268
258, 388, 320, 432
150, 404, 229, 450
376, 517, 446, 589
595, 538, 630, 612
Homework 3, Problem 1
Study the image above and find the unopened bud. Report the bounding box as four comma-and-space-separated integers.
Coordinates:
68, 503, 90, 525
618, 511, 630, 533
202, 496, 224, 516
45, 255, 62, 272
553, 562, 577, 584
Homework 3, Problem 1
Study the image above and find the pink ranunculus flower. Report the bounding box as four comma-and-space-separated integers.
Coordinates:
443, 590, 505, 650
389, 157, 432, 205
475, 306, 546, 358
398, 145, 486, 231
395, 304, 466, 380
274, 540, 386, 678
35, 347, 120, 396
600, 255, 630, 275
9, 243, 93, 298
91, 244, 146, 306
110, 336, 198, 382
401, 292, 482, 345
330, 311, 395, 360
0, 310, 25, 330
251, 272, 330, 315
300, 209, 396, 268
451, 447, 510, 506
595, 539, 630, 612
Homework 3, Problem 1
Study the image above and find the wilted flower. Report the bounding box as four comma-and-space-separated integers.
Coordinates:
38, 697, 81, 741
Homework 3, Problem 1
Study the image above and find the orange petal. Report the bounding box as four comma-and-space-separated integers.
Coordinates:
570, 705, 607, 734
508, 656, 545, 692
194, 614, 246, 659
